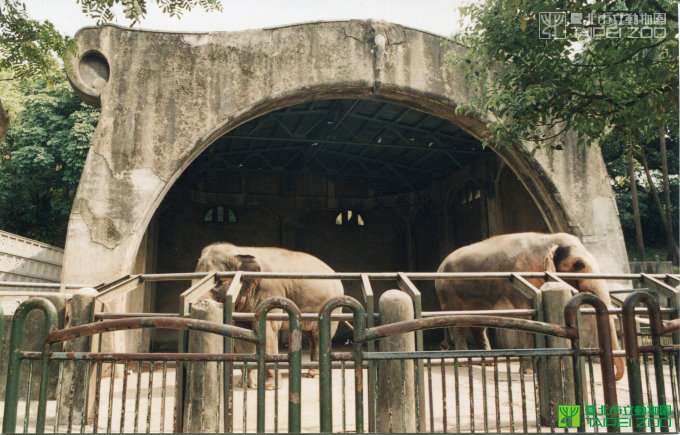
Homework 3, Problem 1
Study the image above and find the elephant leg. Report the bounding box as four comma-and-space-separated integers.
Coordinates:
452, 327, 469, 350
470, 327, 491, 351
263, 322, 278, 390
233, 339, 257, 389
241, 322, 278, 389
303, 331, 319, 378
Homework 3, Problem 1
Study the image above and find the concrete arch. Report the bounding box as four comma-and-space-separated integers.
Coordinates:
63, 20, 628, 289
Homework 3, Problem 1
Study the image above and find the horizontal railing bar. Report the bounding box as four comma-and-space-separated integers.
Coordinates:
578, 349, 627, 357
363, 315, 575, 341
360, 348, 575, 359
19, 351, 282, 362
638, 345, 680, 353
93, 306, 676, 321
609, 288, 649, 293
47, 317, 259, 343
579, 307, 676, 314
94, 312, 382, 321
137, 271, 677, 282
95, 312, 182, 319
0, 281, 84, 289
422, 309, 535, 317
0, 291, 64, 297
19, 353, 370, 369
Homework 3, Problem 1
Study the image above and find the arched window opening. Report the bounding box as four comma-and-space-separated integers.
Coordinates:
204, 206, 237, 224
335, 209, 365, 227
459, 183, 482, 205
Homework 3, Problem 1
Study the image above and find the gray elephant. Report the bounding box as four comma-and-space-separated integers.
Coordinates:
195, 242, 344, 388
435, 232, 624, 380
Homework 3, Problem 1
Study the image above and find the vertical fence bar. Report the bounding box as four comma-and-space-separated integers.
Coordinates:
54, 361, 65, 432
397, 273, 426, 431
441, 358, 447, 432
2, 299, 58, 434
24, 360, 33, 434
223, 273, 239, 434
623, 291, 670, 433
565, 293, 619, 433
319, 296, 365, 433
256, 297, 302, 433
120, 361, 129, 433
361, 274, 377, 432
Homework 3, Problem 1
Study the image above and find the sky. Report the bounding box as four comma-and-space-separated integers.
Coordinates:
25, 0, 471, 37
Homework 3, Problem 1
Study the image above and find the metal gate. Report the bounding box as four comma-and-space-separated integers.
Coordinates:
1, 297, 302, 433
317, 293, 620, 433
2, 272, 680, 434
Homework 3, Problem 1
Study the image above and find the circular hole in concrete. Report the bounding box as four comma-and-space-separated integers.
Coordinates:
79, 51, 110, 91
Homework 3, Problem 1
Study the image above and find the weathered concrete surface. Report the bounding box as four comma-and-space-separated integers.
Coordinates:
183, 299, 222, 432
376, 290, 417, 433
62, 21, 629, 341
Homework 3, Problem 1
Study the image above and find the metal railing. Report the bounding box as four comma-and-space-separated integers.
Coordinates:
1, 271, 679, 433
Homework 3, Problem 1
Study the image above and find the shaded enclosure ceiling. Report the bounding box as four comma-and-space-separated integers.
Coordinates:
182, 99, 489, 195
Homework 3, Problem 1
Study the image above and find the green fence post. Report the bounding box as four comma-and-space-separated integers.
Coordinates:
255, 297, 302, 434
565, 293, 619, 433
2, 298, 58, 434
318, 296, 366, 433
623, 291, 669, 433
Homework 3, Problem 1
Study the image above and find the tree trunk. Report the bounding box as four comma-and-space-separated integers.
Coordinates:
639, 145, 680, 262
0, 98, 8, 142
658, 126, 678, 264
628, 145, 646, 259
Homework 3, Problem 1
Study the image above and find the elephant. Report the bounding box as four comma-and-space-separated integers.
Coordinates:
194, 242, 344, 388
434, 232, 625, 380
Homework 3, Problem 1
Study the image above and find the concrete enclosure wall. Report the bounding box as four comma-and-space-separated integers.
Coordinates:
62, 21, 629, 349
0, 230, 63, 286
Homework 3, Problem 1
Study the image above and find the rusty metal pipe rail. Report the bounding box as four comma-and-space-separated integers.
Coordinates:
93, 305, 676, 321
138, 271, 677, 281
46, 316, 259, 344
0, 281, 84, 289
19, 351, 265, 362
360, 348, 575, 360
361, 314, 575, 342
94, 308, 536, 321
94, 312, 382, 321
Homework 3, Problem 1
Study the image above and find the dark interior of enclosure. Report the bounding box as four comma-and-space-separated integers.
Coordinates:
141, 98, 549, 350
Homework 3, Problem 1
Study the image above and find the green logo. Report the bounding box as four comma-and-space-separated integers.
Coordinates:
558, 405, 581, 428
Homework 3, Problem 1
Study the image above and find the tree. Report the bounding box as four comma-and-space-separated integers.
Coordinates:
454, 0, 679, 262
0, 73, 99, 245
0, 0, 224, 243
0, 0, 223, 140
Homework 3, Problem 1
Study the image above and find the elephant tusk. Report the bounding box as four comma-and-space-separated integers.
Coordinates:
341, 320, 354, 331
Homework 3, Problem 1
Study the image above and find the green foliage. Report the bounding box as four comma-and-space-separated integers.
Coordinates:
0, 0, 223, 244
453, 0, 678, 149
0, 0, 67, 78
76, 0, 223, 25
604, 133, 679, 257
454, 0, 679, 257
0, 73, 99, 245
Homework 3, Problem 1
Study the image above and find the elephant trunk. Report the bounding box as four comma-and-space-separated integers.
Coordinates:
581, 278, 625, 381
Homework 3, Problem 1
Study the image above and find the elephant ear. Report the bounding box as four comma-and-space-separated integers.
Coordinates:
543, 244, 559, 272
234, 254, 262, 311
550, 244, 588, 273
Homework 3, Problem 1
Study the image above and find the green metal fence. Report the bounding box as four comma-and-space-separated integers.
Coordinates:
317, 293, 622, 433
2, 273, 680, 433
0, 297, 302, 434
